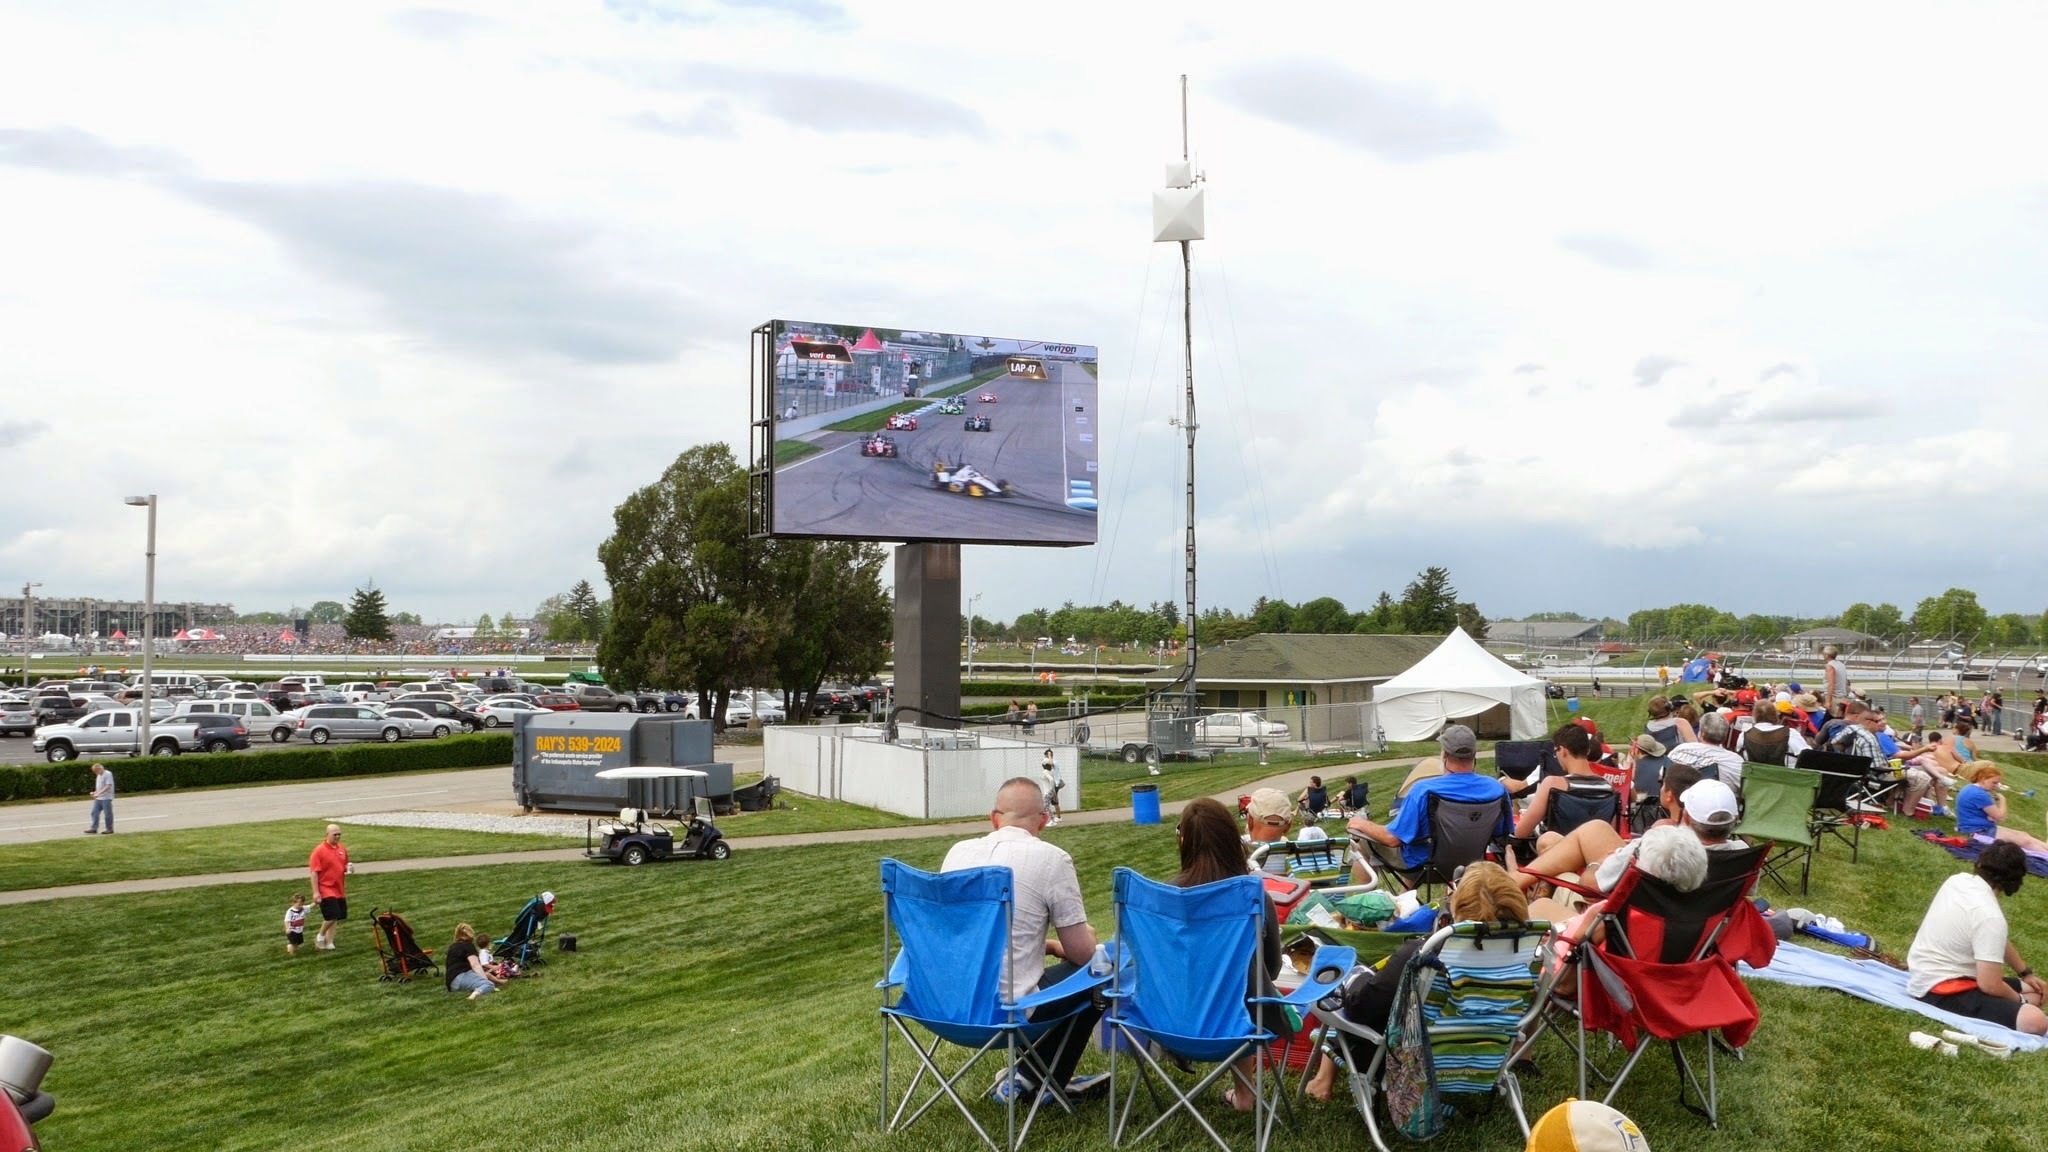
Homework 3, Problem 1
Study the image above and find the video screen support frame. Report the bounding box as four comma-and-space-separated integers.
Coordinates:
748, 321, 774, 539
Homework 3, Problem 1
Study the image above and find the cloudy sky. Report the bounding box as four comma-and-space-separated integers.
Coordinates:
4, 1, 2046, 628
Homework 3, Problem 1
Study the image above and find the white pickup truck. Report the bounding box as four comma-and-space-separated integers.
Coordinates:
32, 709, 210, 762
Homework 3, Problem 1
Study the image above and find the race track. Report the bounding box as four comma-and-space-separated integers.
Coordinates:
772, 361, 1098, 544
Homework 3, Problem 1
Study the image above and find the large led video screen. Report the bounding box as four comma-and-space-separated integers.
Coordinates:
766, 320, 1099, 546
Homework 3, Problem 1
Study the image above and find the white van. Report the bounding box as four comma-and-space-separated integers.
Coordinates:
129, 672, 204, 695
173, 697, 297, 742
280, 675, 327, 690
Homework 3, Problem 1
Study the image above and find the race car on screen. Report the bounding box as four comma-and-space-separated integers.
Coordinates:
964, 415, 992, 432
861, 434, 898, 458
930, 461, 1011, 497
978, 392, 998, 403
938, 398, 965, 415
884, 413, 918, 431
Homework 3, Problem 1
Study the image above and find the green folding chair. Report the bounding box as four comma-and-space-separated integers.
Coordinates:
1733, 763, 1821, 894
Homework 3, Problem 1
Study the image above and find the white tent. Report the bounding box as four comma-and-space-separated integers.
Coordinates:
1372, 627, 1548, 741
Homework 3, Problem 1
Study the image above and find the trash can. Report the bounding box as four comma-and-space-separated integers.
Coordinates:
1130, 782, 1161, 825
1565, 697, 1580, 713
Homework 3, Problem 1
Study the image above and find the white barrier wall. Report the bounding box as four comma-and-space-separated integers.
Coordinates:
764, 724, 1081, 819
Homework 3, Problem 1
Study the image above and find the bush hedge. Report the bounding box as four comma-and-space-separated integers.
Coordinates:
0, 732, 514, 802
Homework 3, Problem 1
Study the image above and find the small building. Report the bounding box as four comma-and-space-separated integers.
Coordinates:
1166, 633, 1444, 742
1490, 620, 1605, 649
1785, 627, 1882, 653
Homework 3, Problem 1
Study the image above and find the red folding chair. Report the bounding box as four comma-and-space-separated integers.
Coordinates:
1519, 843, 1773, 1128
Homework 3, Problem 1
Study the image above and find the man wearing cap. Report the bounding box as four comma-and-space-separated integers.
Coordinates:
1668, 713, 1746, 794
1244, 788, 1294, 875
1627, 733, 1672, 806
941, 777, 1103, 1101
1346, 725, 1508, 887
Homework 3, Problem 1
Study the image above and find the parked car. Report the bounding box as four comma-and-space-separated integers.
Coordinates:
631, 689, 694, 715
533, 694, 582, 712
473, 699, 542, 728
1191, 711, 1290, 746
190, 714, 252, 753
0, 699, 37, 737
335, 681, 393, 703
386, 698, 483, 732
382, 706, 454, 739
292, 705, 406, 745
175, 698, 298, 743
559, 683, 634, 712
32, 696, 90, 726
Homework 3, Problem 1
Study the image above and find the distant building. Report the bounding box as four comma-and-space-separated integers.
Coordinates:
1142, 633, 1445, 743
1, 595, 233, 642
1785, 626, 1883, 652
1490, 620, 1605, 649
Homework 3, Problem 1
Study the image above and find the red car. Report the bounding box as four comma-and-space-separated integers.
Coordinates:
884, 414, 918, 431
533, 694, 582, 711
978, 392, 998, 403
861, 434, 898, 457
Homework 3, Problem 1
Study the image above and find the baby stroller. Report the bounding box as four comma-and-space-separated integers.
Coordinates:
493, 892, 555, 968
371, 908, 439, 984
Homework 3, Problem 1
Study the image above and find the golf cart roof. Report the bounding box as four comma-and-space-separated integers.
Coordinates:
595, 766, 709, 780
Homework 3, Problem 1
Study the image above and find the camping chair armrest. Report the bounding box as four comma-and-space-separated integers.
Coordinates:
1013, 964, 1111, 1013
1552, 901, 1609, 947
1261, 945, 1357, 1010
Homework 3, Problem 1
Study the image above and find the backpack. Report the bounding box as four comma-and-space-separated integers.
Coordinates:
1381, 955, 1446, 1140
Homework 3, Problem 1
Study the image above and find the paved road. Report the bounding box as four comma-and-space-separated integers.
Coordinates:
772, 361, 1097, 543
0, 745, 766, 844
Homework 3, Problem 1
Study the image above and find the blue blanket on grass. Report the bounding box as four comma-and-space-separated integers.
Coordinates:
1920, 832, 2048, 879
1741, 942, 2047, 1052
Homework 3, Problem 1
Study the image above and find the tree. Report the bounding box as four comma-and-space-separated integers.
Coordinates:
475, 614, 496, 639
567, 580, 603, 639
1911, 588, 1989, 642
307, 600, 346, 625
1865, 603, 1905, 638
1396, 567, 1464, 634
1356, 591, 1399, 633
1249, 596, 1295, 634
392, 611, 422, 627
237, 611, 287, 625
1291, 596, 1351, 634
1992, 613, 2033, 648
767, 541, 892, 720
1454, 601, 1489, 639
1523, 611, 1589, 622
343, 585, 392, 641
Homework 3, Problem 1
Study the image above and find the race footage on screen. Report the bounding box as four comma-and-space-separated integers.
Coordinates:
768, 321, 1099, 546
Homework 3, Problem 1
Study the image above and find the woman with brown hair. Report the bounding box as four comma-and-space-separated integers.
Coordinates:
1304, 862, 1529, 1101
1168, 797, 1285, 1111
446, 923, 506, 1000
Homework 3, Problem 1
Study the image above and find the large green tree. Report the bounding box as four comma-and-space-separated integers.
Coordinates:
1911, 588, 1989, 643
307, 600, 346, 625
342, 585, 391, 641
768, 541, 892, 720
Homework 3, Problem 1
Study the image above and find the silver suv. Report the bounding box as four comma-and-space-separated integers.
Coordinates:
1, 699, 37, 737
294, 705, 405, 745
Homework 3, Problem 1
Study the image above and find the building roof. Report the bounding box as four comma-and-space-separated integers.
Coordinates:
1192, 633, 1445, 685
1786, 627, 1878, 643
1491, 620, 1604, 642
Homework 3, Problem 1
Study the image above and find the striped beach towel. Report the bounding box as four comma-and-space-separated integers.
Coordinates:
1414, 922, 1547, 1096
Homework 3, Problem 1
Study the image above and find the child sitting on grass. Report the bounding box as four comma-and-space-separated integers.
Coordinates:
284, 893, 308, 956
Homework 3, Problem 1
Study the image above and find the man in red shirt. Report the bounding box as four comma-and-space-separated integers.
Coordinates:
308, 824, 352, 952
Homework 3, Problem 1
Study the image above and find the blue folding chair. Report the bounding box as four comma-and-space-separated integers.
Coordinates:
1104, 867, 1353, 1152
879, 859, 1110, 1152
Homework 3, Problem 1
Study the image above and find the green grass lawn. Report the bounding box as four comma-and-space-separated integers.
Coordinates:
11, 791, 2048, 1151
0, 819, 582, 892
825, 400, 931, 433
773, 439, 821, 465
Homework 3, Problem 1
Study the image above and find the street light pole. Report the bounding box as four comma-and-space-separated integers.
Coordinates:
126, 496, 157, 756
18, 582, 40, 688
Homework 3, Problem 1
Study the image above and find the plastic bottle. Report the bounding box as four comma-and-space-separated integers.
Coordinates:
1089, 943, 1113, 977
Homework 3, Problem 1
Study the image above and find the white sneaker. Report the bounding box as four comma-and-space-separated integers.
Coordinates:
1147, 767, 1161, 776
468, 988, 487, 1000
1909, 1031, 1940, 1051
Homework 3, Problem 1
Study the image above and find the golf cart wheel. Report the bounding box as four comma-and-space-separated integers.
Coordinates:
709, 841, 732, 860
311, 729, 330, 744
1121, 744, 1142, 764
621, 844, 650, 866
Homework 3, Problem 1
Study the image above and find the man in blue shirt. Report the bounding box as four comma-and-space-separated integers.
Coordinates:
1346, 724, 1508, 884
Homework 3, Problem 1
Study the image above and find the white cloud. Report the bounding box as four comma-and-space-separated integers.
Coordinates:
2, 0, 2048, 626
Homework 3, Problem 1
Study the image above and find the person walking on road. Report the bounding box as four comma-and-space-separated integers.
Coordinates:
308, 824, 353, 952
85, 764, 115, 834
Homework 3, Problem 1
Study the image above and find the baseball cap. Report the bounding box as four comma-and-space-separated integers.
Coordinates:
1438, 724, 1478, 758
1679, 780, 1740, 828
1526, 1099, 1651, 1152
1246, 789, 1293, 825
540, 891, 556, 906
1630, 734, 1667, 758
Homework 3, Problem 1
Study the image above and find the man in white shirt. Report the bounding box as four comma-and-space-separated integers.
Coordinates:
86, 764, 116, 834
1669, 713, 1746, 794
1905, 841, 2047, 1034
1822, 645, 1852, 715
941, 777, 1103, 1099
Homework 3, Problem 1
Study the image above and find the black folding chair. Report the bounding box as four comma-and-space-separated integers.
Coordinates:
1794, 749, 1878, 862
1493, 740, 1553, 789
1361, 792, 1513, 898
1547, 778, 1621, 839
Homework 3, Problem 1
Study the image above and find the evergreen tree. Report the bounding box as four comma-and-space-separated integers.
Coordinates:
567, 580, 602, 639
343, 584, 392, 641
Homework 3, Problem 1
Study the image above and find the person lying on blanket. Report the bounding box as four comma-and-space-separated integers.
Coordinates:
1954, 765, 2048, 854
1302, 861, 1531, 1103
1905, 840, 2048, 1035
